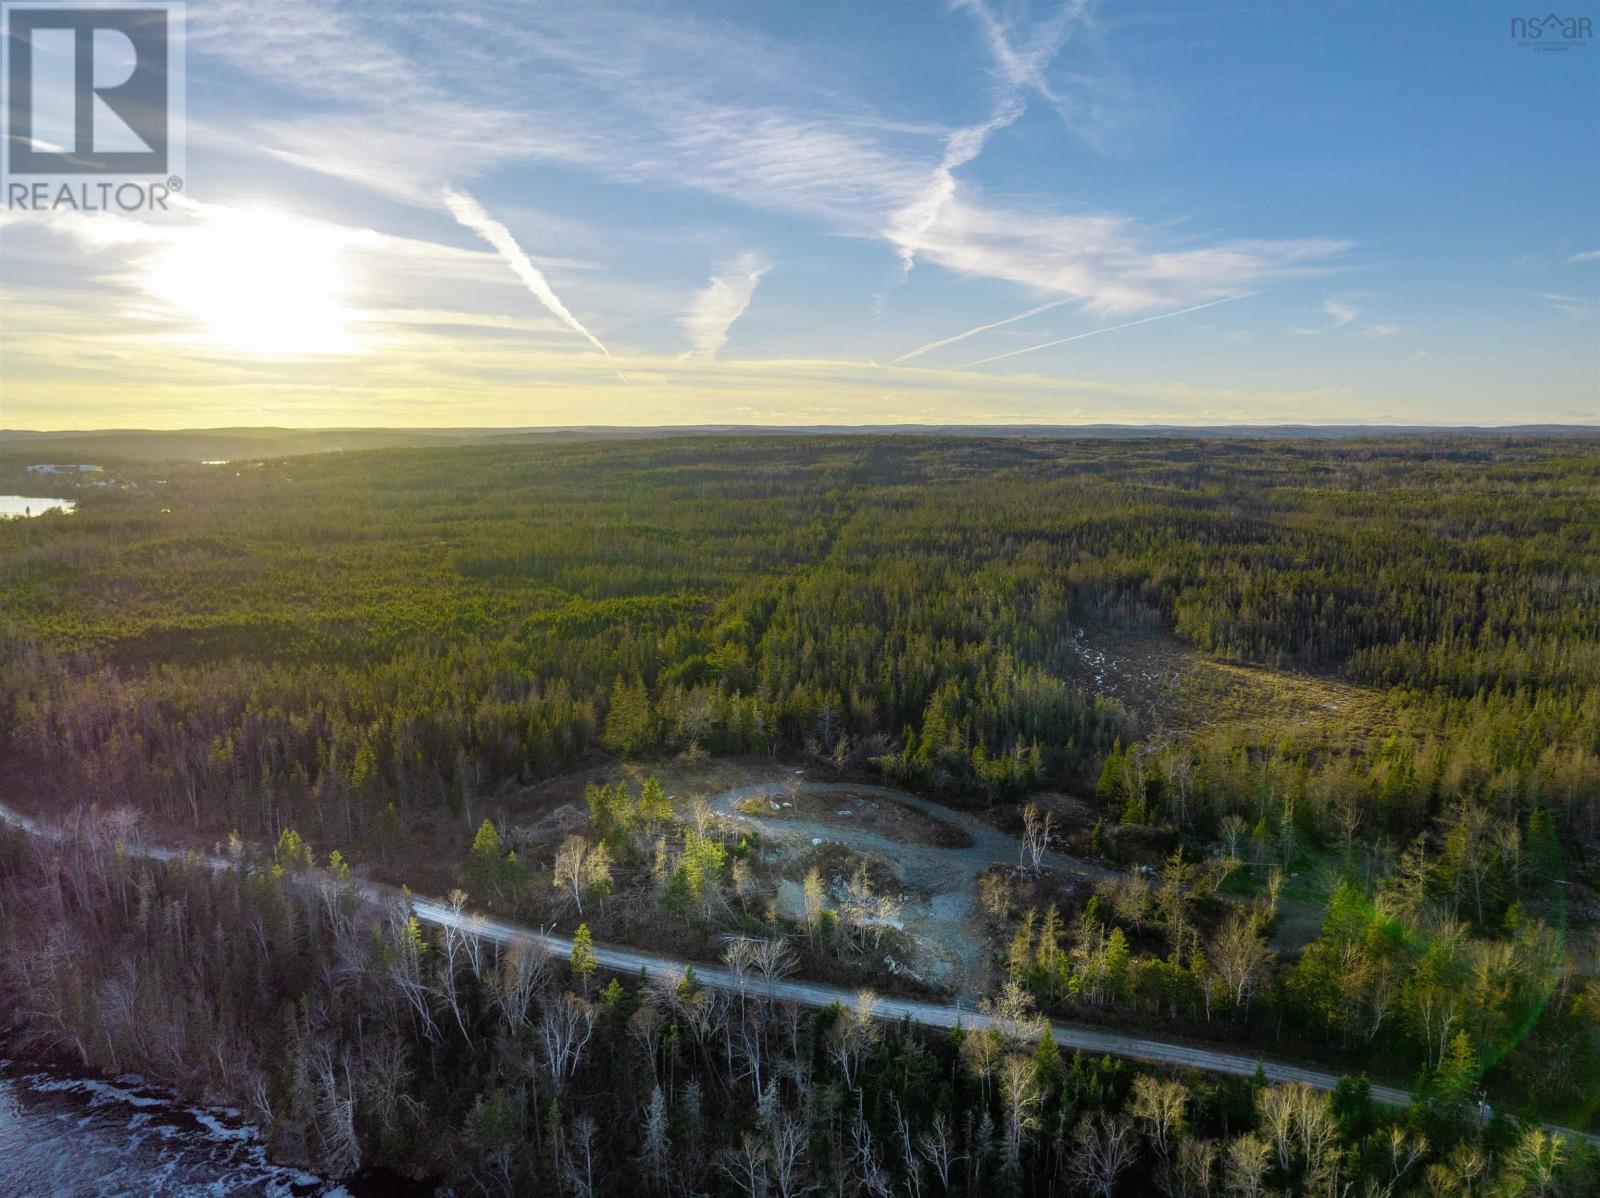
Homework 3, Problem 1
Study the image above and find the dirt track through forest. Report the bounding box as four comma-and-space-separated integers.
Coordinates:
7, 797, 1595, 1146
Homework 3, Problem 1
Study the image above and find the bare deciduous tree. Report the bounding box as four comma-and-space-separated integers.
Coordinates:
1256, 1085, 1296, 1173
840, 861, 902, 951
1219, 814, 1248, 861
1223, 1132, 1270, 1198
565, 1113, 597, 1198
690, 795, 716, 838
356, 1033, 416, 1145
827, 989, 880, 1094
384, 904, 440, 1044
1209, 913, 1273, 1013
629, 1000, 665, 1085
1067, 1114, 1134, 1198
538, 991, 596, 1087
310, 1042, 361, 1176
1379, 1126, 1427, 1194
433, 889, 478, 1039
981, 978, 1048, 1049
769, 1113, 811, 1198
492, 938, 551, 1029
553, 835, 611, 915
849, 1115, 894, 1198
752, 936, 799, 1000
1130, 1073, 1188, 1157
1501, 1127, 1564, 1198
1020, 802, 1053, 875
998, 1054, 1042, 1176
718, 1132, 771, 1198
891, 1099, 923, 1198
1156, 1137, 1217, 1198
916, 1112, 960, 1194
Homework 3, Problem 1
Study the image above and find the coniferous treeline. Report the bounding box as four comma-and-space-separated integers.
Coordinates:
3, 436, 1596, 836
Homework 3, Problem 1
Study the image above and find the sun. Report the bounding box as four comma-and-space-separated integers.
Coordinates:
142, 206, 360, 356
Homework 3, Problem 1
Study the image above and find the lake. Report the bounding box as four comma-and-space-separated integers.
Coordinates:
0, 1056, 346, 1197
0, 496, 76, 518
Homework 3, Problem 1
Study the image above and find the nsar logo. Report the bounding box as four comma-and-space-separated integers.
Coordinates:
1510, 12, 1592, 49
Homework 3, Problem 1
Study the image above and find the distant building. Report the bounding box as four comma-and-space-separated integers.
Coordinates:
26, 464, 102, 474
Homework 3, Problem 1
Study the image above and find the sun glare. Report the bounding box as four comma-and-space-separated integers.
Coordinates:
142, 207, 359, 356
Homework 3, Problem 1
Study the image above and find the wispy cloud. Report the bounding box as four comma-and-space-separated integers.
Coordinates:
1541, 292, 1598, 319
960, 0, 1052, 92
193, 0, 1342, 321
1569, 249, 1600, 263
954, 293, 1258, 368
909, 198, 1343, 313
892, 295, 1076, 363
889, 100, 1023, 276
442, 187, 610, 356
955, 0, 1110, 142
1322, 298, 1359, 326
679, 253, 771, 359
1296, 300, 1402, 338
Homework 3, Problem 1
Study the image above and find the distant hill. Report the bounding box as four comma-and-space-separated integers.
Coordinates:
0, 427, 480, 462
3, 423, 1596, 461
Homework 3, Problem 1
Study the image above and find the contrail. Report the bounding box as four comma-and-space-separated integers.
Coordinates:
442, 187, 610, 357
953, 293, 1259, 369
892, 294, 1076, 364
890, 1, 1084, 277
890, 100, 1021, 278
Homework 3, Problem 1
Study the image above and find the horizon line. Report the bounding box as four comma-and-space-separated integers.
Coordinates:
5, 421, 1600, 436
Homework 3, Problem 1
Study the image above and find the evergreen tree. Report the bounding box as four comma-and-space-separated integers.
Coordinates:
604, 675, 655, 757
570, 922, 597, 991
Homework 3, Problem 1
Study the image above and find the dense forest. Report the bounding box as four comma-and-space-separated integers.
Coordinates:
4, 437, 1595, 824
2, 434, 1598, 1192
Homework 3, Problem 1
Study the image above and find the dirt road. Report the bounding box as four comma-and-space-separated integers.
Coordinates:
406, 891, 1412, 1099
707, 778, 1119, 887
8, 798, 1595, 1145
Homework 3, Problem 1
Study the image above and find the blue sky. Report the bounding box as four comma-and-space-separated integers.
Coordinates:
1, 0, 1596, 427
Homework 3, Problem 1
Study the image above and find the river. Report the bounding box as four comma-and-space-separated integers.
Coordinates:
0, 1056, 377, 1197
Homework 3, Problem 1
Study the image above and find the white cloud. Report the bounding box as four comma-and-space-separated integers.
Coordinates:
1321, 298, 1359, 326
1568, 249, 1600, 263
889, 100, 1023, 276
1360, 322, 1403, 337
679, 253, 772, 360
